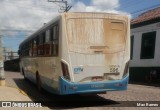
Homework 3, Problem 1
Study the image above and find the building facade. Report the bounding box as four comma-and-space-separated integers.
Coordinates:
130, 7, 160, 83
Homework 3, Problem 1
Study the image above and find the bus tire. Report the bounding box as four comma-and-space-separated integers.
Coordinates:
36, 72, 42, 92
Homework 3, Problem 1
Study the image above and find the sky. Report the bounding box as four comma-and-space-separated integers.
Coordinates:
1, 0, 160, 51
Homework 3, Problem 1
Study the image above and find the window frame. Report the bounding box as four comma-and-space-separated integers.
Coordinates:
130, 35, 134, 60
140, 31, 156, 59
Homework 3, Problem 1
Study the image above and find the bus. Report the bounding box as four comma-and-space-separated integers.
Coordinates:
18, 12, 130, 95
0, 34, 5, 86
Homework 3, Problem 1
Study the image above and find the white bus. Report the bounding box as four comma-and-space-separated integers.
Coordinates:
18, 12, 130, 95
0, 35, 5, 86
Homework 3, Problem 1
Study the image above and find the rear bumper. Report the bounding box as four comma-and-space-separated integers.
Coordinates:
59, 74, 129, 95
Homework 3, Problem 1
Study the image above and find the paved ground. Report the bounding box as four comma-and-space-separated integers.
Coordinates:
4, 71, 160, 110
0, 86, 31, 101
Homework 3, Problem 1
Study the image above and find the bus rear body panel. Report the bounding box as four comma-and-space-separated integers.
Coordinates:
59, 13, 130, 95
64, 13, 130, 80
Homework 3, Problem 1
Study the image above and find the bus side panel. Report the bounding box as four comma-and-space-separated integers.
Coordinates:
20, 58, 37, 84
20, 18, 63, 94
37, 19, 63, 94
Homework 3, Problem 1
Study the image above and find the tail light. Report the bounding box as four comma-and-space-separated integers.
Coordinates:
123, 61, 129, 77
61, 62, 70, 80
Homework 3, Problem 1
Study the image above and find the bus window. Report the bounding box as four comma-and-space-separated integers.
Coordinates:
52, 25, 59, 56
36, 37, 39, 55
24, 42, 29, 56
39, 34, 43, 44
44, 30, 51, 55
45, 30, 50, 43
53, 26, 57, 40
29, 41, 32, 56
50, 27, 53, 41
38, 33, 45, 55
32, 38, 37, 56
27, 42, 30, 56
22, 45, 24, 56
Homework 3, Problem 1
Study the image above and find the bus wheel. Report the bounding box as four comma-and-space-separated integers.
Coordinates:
36, 72, 42, 92
22, 68, 26, 80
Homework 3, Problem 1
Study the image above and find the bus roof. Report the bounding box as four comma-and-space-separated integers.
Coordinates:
19, 12, 128, 48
